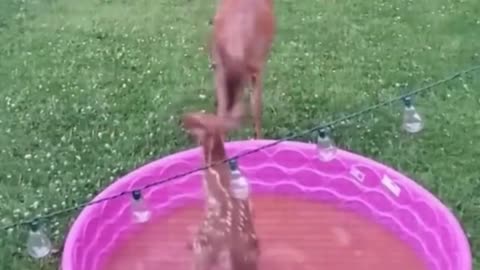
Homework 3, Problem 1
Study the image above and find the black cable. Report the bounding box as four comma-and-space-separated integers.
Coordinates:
1, 64, 479, 231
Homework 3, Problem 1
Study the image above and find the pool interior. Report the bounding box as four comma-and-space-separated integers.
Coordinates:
101, 194, 430, 270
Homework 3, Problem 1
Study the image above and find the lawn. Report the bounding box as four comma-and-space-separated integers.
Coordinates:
0, 0, 479, 268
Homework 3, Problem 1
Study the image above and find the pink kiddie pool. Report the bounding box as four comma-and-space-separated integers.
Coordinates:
62, 140, 471, 270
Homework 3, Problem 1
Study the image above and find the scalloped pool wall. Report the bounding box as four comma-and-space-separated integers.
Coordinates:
62, 140, 471, 270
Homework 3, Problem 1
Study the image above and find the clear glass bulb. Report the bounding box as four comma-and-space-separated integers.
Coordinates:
26, 222, 52, 259
228, 159, 250, 200
131, 191, 151, 223
317, 129, 337, 162
402, 97, 424, 133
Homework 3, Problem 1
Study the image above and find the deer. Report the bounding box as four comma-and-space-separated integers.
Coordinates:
182, 111, 259, 270
209, 0, 276, 139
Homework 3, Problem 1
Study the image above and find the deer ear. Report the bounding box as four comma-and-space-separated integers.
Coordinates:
182, 113, 202, 130
182, 113, 204, 144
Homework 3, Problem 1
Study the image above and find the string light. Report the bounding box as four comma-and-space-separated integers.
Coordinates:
402, 96, 424, 133
0, 64, 479, 259
316, 127, 337, 162
131, 190, 151, 223
229, 159, 250, 200
26, 220, 52, 259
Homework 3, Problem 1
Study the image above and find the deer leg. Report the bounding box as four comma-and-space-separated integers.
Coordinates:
213, 62, 228, 141
227, 93, 245, 131
230, 248, 258, 270
192, 242, 223, 270
250, 72, 263, 139
214, 65, 227, 118
192, 252, 211, 270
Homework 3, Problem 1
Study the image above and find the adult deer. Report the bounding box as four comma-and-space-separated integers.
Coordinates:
210, 0, 276, 139
182, 112, 259, 270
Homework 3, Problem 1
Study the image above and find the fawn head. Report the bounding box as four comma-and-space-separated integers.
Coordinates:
182, 112, 236, 162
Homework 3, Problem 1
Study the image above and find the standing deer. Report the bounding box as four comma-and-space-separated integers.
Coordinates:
210, 0, 276, 139
182, 112, 259, 270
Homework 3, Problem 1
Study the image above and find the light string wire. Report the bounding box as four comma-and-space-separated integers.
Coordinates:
1, 64, 480, 232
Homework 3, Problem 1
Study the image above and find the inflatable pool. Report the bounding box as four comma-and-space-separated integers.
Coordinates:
61, 140, 471, 270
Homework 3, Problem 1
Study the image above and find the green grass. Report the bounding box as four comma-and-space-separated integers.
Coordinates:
1, 0, 479, 268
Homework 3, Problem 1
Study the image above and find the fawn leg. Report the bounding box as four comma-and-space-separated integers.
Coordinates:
192, 244, 220, 270
230, 247, 259, 270
192, 252, 211, 270
250, 72, 263, 139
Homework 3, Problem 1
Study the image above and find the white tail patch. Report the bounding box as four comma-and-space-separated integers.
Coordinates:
381, 175, 401, 197
349, 167, 365, 183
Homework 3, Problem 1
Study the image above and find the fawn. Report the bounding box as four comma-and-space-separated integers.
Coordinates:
209, 0, 276, 139
182, 112, 259, 270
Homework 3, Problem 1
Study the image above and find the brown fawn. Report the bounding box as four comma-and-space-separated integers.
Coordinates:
182, 112, 259, 270
209, 0, 276, 139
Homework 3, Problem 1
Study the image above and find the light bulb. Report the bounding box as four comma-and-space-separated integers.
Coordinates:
228, 159, 250, 200
402, 96, 424, 133
131, 190, 151, 223
316, 128, 337, 162
26, 221, 52, 259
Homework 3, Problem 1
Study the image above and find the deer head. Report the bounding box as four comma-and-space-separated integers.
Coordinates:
182, 112, 232, 160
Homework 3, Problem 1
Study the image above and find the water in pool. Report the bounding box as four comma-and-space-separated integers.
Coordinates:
103, 195, 428, 270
